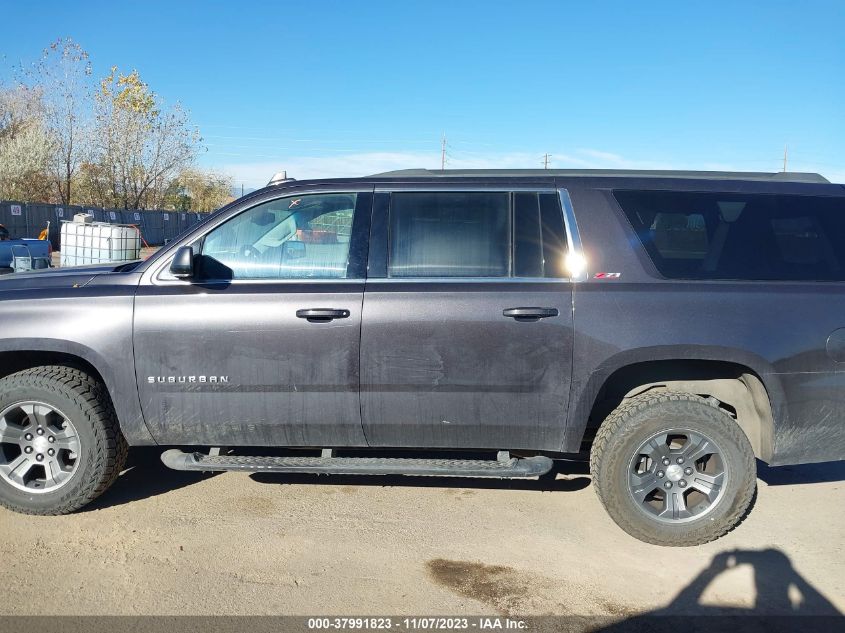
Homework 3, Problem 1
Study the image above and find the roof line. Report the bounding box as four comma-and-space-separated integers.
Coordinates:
367, 168, 830, 184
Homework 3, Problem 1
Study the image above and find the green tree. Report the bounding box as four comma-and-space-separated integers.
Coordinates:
166, 168, 234, 211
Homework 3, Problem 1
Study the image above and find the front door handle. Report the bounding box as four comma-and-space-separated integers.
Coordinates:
296, 308, 351, 322
503, 307, 559, 321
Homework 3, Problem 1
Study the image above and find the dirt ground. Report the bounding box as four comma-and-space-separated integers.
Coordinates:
0, 450, 842, 619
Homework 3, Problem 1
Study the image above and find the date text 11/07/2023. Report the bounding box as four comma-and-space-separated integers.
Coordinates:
306, 617, 528, 630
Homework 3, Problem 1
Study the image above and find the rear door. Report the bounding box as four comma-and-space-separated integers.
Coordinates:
360, 185, 575, 450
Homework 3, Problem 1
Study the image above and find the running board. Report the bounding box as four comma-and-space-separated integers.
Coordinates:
160, 449, 553, 478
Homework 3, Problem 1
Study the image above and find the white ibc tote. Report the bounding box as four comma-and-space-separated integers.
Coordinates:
60, 218, 142, 266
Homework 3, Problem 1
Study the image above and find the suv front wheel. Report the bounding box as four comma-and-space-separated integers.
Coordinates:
590, 391, 757, 546
0, 366, 127, 515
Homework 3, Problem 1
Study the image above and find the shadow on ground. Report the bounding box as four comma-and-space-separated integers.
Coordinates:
86, 448, 845, 510
757, 459, 845, 486
593, 548, 842, 632
84, 447, 218, 512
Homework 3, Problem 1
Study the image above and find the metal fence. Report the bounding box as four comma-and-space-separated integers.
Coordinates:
0, 201, 213, 249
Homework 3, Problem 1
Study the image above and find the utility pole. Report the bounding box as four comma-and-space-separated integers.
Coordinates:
543, 153, 552, 169
783, 145, 788, 172
440, 133, 447, 171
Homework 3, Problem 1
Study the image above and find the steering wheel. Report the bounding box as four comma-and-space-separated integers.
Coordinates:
239, 245, 261, 260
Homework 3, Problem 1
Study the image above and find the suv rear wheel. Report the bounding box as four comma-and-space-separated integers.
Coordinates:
0, 366, 127, 515
591, 391, 756, 546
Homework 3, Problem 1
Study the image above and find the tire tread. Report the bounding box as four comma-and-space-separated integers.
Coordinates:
0, 365, 128, 515
590, 391, 757, 546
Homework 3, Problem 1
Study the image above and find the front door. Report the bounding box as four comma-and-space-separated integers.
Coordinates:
360, 188, 574, 451
134, 188, 372, 447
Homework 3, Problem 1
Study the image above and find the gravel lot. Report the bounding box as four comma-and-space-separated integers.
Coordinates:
0, 450, 842, 619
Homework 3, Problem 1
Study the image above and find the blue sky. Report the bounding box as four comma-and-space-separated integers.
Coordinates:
2, 0, 843, 187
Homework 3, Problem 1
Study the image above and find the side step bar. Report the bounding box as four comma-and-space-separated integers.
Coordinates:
161, 449, 553, 478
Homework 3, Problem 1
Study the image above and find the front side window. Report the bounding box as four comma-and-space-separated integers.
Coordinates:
200, 193, 357, 280
615, 190, 845, 281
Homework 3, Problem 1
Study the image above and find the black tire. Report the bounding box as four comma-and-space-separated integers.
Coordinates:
590, 391, 757, 546
0, 366, 128, 514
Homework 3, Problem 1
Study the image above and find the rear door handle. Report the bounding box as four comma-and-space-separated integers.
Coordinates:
503, 307, 559, 321
296, 308, 351, 321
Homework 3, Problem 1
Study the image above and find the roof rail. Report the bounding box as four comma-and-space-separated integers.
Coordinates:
367, 168, 831, 184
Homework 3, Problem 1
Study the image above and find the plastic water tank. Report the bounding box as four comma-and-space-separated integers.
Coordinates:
60, 221, 141, 267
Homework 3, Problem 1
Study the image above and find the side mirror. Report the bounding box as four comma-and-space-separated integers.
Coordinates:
170, 246, 195, 278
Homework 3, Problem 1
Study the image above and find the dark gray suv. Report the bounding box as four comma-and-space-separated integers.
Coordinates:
1, 169, 843, 546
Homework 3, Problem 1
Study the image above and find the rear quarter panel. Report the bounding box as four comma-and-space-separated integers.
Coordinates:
562, 180, 845, 465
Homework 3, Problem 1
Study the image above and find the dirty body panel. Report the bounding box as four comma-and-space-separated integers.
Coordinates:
560, 178, 845, 465
0, 173, 842, 467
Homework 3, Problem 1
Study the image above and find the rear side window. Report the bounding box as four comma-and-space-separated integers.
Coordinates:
614, 190, 845, 281
388, 192, 510, 277
387, 191, 568, 279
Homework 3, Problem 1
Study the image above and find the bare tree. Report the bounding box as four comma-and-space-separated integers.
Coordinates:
22, 38, 94, 205
0, 85, 52, 201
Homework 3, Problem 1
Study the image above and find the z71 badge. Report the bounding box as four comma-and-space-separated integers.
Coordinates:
594, 272, 622, 279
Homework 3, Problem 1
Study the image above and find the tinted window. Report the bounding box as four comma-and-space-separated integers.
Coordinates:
389, 192, 510, 277
513, 193, 544, 277
511, 192, 569, 278
615, 190, 845, 281
200, 193, 357, 280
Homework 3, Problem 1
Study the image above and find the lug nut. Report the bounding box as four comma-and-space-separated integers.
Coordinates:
36, 427, 44, 436
676, 457, 684, 464
25, 433, 33, 441
684, 467, 693, 476
663, 481, 673, 489
24, 446, 33, 454
679, 480, 687, 488
47, 448, 55, 457
48, 436, 55, 443
657, 470, 665, 478
35, 454, 44, 462
662, 457, 671, 466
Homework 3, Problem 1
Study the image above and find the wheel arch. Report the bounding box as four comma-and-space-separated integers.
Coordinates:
0, 339, 155, 445
568, 353, 785, 463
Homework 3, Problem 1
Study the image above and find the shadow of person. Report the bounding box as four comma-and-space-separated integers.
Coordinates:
83, 447, 218, 512
595, 548, 842, 633
666, 549, 840, 615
